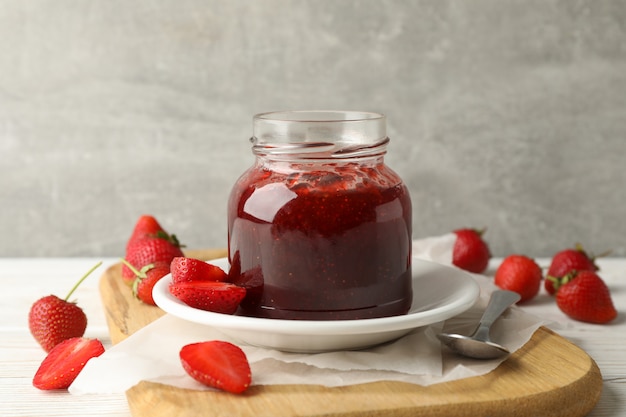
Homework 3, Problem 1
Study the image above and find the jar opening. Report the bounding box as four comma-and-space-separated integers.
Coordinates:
256, 110, 384, 123
251, 110, 388, 159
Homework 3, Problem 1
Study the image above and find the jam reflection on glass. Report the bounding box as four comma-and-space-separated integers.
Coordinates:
228, 160, 412, 320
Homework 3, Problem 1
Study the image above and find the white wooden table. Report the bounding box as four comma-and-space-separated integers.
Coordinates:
1, 257, 624, 416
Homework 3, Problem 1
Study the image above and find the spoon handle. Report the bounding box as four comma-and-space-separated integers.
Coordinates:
478, 290, 521, 329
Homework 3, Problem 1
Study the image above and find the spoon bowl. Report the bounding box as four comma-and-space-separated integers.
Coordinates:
437, 333, 511, 359
437, 290, 521, 360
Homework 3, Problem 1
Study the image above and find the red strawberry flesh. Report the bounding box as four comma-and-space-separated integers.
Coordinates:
179, 341, 251, 394
33, 337, 105, 390
169, 281, 246, 314
171, 257, 229, 284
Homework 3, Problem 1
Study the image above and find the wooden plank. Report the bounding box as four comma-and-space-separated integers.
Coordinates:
99, 249, 227, 344
98, 250, 602, 417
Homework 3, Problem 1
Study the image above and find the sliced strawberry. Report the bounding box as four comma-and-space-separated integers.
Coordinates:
171, 257, 229, 284
169, 281, 246, 314
32, 337, 105, 390
179, 341, 251, 394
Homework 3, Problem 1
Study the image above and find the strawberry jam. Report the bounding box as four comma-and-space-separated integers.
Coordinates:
228, 111, 412, 320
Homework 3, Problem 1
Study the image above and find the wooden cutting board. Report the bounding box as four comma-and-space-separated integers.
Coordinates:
99, 249, 602, 417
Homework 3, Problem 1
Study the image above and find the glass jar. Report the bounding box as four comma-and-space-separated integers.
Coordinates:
227, 111, 412, 320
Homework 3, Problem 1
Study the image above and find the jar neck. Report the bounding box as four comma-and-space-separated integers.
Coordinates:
254, 153, 386, 174
250, 110, 389, 162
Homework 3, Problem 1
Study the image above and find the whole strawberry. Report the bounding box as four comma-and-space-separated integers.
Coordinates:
553, 270, 617, 324
122, 260, 171, 306
28, 262, 102, 352
121, 215, 184, 285
494, 255, 542, 303
545, 243, 600, 295
125, 214, 167, 252
122, 234, 184, 285
452, 228, 491, 273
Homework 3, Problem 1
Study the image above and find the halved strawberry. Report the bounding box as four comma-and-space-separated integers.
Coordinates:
32, 337, 105, 390
171, 257, 229, 284
169, 281, 246, 314
179, 341, 251, 394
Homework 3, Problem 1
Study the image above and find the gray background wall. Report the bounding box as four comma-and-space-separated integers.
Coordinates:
2, 0, 625, 258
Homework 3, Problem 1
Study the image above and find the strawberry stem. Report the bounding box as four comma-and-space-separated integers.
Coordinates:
548, 270, 578, 292
120, 258, 153, 278
595, 248, 613, 259
121, 258, 142, 276
121, 259, 155, 299
155, 230, 185, 248
474, 227, 487, 236
64, 261, 103, 301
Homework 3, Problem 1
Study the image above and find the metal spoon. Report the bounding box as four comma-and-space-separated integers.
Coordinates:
437, 290, 521, 359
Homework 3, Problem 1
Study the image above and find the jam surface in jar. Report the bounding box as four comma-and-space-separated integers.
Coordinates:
228, 159, 412, 320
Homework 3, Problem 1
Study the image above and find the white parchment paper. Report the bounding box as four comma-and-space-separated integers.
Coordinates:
70, 234, 546, 394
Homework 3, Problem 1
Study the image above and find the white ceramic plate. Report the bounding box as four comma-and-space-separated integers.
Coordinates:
153, 257, 479, 352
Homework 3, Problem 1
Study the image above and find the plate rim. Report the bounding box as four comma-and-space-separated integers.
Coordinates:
153, 256, 479, 337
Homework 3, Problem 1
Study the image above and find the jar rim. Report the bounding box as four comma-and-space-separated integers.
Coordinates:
250, 110, 389, 159
251, 110, 388, 159
254, 110, 385, 123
